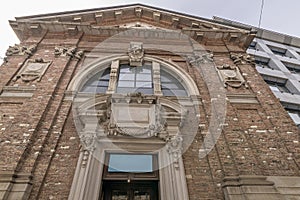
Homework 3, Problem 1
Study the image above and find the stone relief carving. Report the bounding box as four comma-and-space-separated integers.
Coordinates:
230, 53, 255, 65
107, 93, 166, 138
6, 44, 37, 56
13, 58, 52, 82
107, 60, 119, 94
128, 42, 144, 66
75, 94, 186, 143
54, 46, 84, 59
216, 64, 247, 88
186, 53, 214, 65
81, 150, 90, 168
166, 135, 183, 168
80, 133, 97, 152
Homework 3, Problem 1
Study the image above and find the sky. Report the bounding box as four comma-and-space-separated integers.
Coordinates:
1, 0, 300, 58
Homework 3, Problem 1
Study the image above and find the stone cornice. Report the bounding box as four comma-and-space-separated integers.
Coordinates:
9, 4, 254, 48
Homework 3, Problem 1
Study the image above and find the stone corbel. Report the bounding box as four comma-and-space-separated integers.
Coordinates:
128, 42, 144, 67
216, 64, 247, 88
13, 58, 52, 82
230, 53, 255, 65
6, 44, 37, 56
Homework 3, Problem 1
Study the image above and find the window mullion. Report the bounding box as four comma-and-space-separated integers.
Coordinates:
153, 61, 163, 96
107, 60, 119, 94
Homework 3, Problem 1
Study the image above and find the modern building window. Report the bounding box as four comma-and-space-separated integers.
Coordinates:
287, 110, 300, 128
283, 62, 300, 74
101, 153, 159, 200
265, 80, 290, 93
255, 58, 271, 69
249, 41, 257, 50
268, 45, 287, 57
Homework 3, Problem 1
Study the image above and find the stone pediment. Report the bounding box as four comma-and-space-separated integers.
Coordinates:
10, 4, 254, 46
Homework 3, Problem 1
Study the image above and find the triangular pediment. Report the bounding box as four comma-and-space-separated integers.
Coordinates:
10, 4, 253, 44
12, 4, 243, 30
8, 4, 255, 48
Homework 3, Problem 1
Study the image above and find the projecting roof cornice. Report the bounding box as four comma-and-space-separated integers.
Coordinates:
9, 4, 255, 47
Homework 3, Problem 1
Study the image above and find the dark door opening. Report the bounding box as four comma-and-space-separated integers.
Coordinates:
102, 180, 158, 200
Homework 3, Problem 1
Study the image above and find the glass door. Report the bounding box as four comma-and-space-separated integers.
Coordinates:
102, 181, 158, 200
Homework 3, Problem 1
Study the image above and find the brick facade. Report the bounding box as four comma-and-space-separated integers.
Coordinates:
0, 4, 299, 200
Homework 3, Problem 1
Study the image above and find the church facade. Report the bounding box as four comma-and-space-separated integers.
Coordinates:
0, 4, 299, 200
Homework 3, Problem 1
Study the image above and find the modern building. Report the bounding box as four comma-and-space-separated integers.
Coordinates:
0, 4, 299, 200
214, 17, 300, 129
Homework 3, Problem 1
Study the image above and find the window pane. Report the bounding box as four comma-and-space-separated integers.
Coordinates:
136, 74, 152, 81
136, 82, 152, 88
119, 73, 135, 81
117, 64, 153, 94
160, 69, 187, 96
119, 65, 132, 73
118, 81, 135, 87
136, 88, 154, 94
108, 154, 153, 173
80, 67, 111, 93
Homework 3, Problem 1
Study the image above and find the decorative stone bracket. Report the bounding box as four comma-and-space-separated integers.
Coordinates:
13, 58, 52, 82
54, 46, 84, 59
216, 64, 247, 88
6, 44, 37, 56
186, 53, 214, 65
230, 53, 255, 65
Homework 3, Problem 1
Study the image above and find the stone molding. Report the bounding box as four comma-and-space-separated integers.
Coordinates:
74, 94, 188, 150
0, 171, 32, 200
222, 175, 297, 200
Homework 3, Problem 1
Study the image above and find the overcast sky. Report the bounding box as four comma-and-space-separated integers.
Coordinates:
1, 0, 300, 58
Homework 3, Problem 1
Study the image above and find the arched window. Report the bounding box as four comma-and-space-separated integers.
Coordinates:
79, 61, 188, 97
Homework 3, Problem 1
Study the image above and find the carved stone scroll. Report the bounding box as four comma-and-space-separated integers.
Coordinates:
6, 44, 37, 56
230, 53, 255, 65
54, 46, 84, 59
186, 53, 214, 65
128, 42, 144, 67
13, 58, 52, 82
216, 64, 247, 88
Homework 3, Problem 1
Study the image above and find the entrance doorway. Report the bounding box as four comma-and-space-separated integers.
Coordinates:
102, 181, 158, 200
